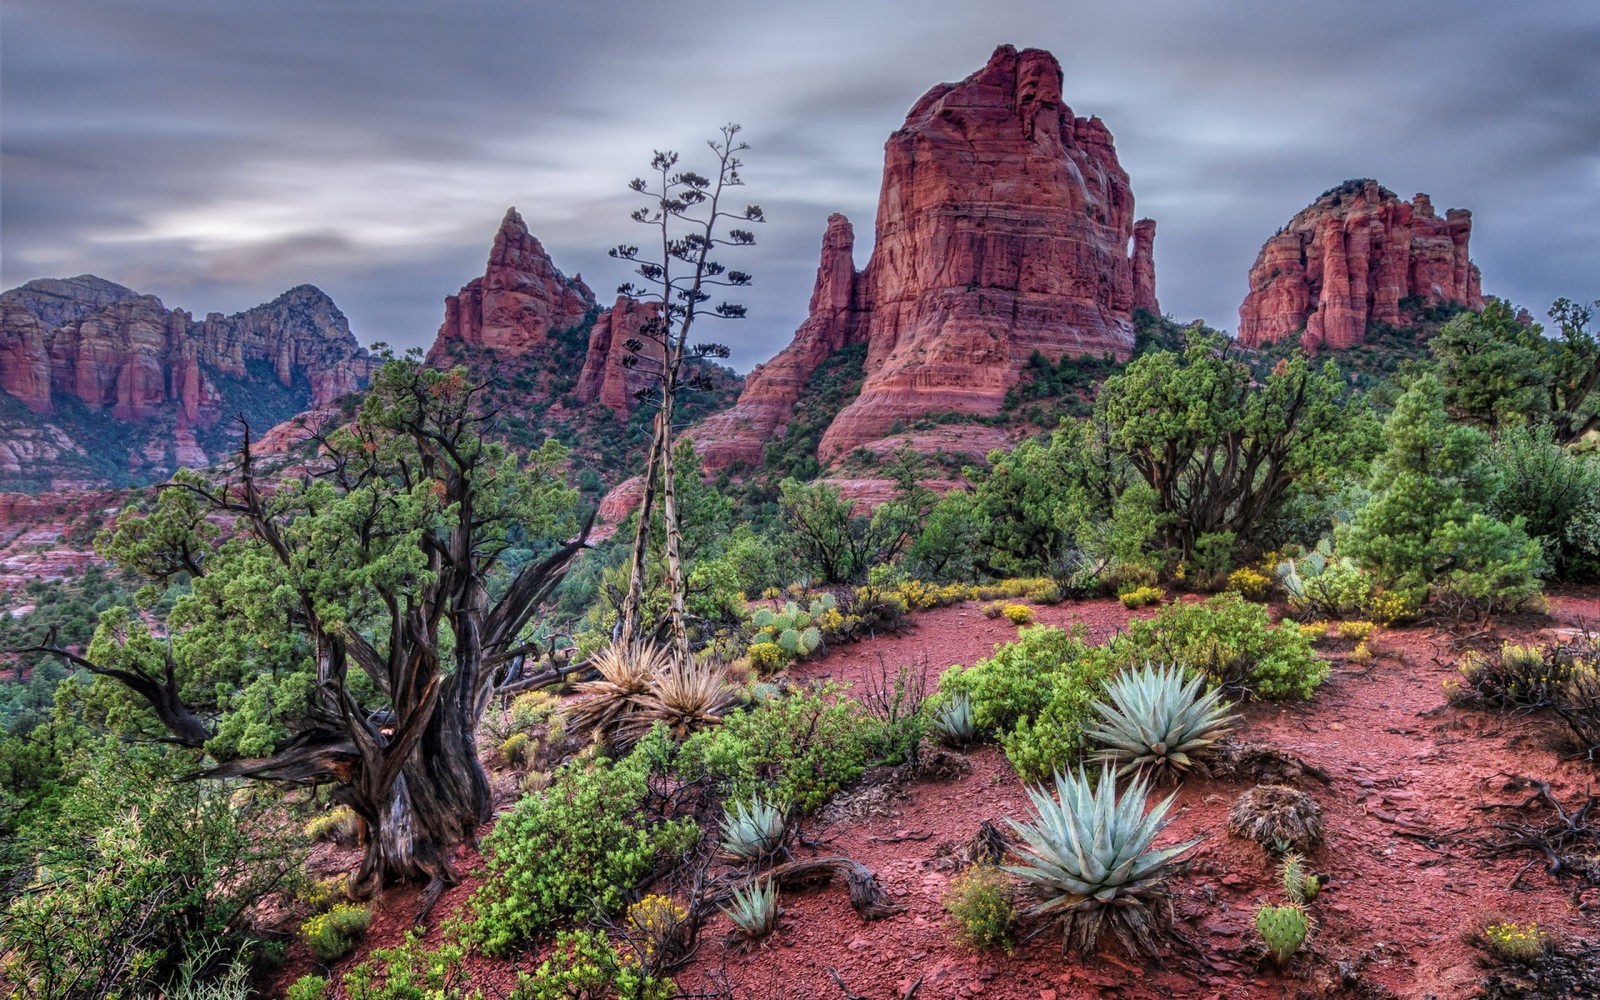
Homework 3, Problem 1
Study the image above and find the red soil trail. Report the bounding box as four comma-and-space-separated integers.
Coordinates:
286, 589, 1600, 999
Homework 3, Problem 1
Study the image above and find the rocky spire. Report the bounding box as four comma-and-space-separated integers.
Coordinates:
426, 207, 595, 362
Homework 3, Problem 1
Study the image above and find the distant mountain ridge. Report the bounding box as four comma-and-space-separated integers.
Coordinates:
0, 276, 375, 490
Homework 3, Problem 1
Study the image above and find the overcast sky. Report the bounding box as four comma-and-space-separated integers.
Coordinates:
3, 0, 1596, 372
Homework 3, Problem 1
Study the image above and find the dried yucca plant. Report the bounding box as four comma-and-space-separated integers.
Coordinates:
565, 641, 671, 747
620, 654, 737, 746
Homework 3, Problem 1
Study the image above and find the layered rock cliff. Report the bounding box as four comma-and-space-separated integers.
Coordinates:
574, 296, 663, 415
0, 278, 373, 489
1238, 179, 1485, 350
426, 208, 597, 363
694, 45, 1159, 470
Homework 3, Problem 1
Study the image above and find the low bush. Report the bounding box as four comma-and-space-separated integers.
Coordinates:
341, 932, 478, 1000
1001, 604, 1034, 625
676, 685, 871, 814
622, 895, 692, 976
301, 903, 372, 962
1119, 586, 1163, 609
944, 865, 1016, 953
1226, 567, 1273, 601
469, 730, 702, 956
939, 626, 1116, 781
1112, 593, 1327, 700
303, 805, 361, 845
511, 930, 674, 1000
287, 975, 330, 1000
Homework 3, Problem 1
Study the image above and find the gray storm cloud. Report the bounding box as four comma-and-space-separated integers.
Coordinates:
3, 0, 1596, 371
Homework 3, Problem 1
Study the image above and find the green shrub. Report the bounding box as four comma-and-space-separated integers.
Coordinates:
0, 743, 305, 997
940, 626, 1116, 781
287, 975, 330, 1000
1113, 593, 1327, 700
469, 732, 702, 956
301, 903, 372, 962
676, 686, 870, 814
944, 865, 1016, 953
341, 931, 479, 1000
938, 626, 1097, 733
511, 930, 675, 1000
1339, 374, 1546, 615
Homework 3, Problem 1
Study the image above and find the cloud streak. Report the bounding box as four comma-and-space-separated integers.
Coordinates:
3, 0, 1595, 371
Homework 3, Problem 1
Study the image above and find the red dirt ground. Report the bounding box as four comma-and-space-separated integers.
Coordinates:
280, 589, 1600, 999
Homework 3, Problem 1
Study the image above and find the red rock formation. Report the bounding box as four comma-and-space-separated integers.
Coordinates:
1132, 219, 1159, 316
691, 46, 1159, 470
0, 489, 120, 592
426, 208, 595, 362
1238, 180, 1485, 350
1, 280, 372, 422
695, 213, 864, 469
0, 278, 373, 487
574, 297, 661, 415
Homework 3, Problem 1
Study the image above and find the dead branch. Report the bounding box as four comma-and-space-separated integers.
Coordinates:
766, 856, 904, 920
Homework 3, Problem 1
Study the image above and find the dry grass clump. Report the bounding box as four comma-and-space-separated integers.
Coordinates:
1227, 783, 1324, 856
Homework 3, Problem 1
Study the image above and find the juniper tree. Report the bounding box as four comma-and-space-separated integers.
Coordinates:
610, 124, 762, 658
32, 358, 585, 909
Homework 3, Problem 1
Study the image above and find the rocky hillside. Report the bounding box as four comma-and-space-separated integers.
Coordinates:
0, 276, 375, 490
695, 45, 1160, 472
1238, 179, 1485, 350
413, 209, 737, 499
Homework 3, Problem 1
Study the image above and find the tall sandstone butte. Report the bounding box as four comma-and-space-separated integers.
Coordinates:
1238, 179, 1485, 350
696, 45, 1158, 470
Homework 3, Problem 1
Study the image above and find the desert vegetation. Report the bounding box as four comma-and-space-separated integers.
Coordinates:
1, 110, 1598, 1000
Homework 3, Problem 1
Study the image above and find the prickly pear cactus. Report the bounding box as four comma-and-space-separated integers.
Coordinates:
1255, 903, 1309, 964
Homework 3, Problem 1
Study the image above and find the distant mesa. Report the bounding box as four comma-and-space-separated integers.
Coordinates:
1238, 179, 1485, 350
695, 44, 1160, 471
0, 276, 374, 489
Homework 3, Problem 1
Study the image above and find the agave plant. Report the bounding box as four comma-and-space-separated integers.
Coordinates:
721, 878, 779, 938
565, 641, 669, 746
621, 655, 737, 745
1005, 766, 1198, 957
720, 795, 788, 863
928, 692, 977, 747
1087, 664, 1235, 777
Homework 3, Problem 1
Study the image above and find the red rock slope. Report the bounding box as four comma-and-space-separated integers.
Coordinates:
1238, 179, 1485, 350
